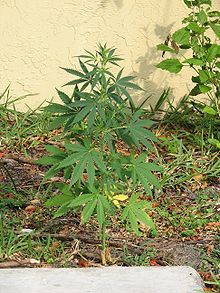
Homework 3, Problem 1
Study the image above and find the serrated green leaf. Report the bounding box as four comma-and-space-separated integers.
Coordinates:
156, 59, 183, 73
45, 194, 73, 207
199, 84, 212, 93
61, 67, 86, 79
118, 76, 135, 83
69, 194, 92, 207
210, 23, 220, 39
132, 207, 155, 230
119, 81, 143, 91
202, 105, 217, 115
207, 44, 220, 62
99, 194, 111, 211
64, 116, 75, 131
137, 172, 152, 195
121, 205, 129, 220
172, 28, 190, 45
64, 79, 88, 87
73, 105, 92, 124
148, 163, 163, 173
44, 145, 65, 156
79, 59, 89, 74
157, 44, 176, 53
116, 68, 124, 81
57, 153, 80, 169
64, 166, 72, 180
190, 85, 201, 96
56, 88, 71, 104
44, 103, 71, 113
53, 203, 72, 218
183, 58, 204, 66
128, 210, 140, 235
109, 93, 124, 104
81, 198, 97, 224
145, 171, 161, 189
92, 151, 106, 173
197, 10, 207, 25
187, 22, 205, 33
199, 70, 210, 82
54, 182, 73, 195
87, 106, 96, 129
43, 164, 61, 180
64, 142, 86, 152
48, 115, 70, 130
119, 86, 135, 109
87, 157, 95, 186
35, 155, 62, 165
216, 62, 220, 69
97, 103, 106, 123
70, 155, 89, 186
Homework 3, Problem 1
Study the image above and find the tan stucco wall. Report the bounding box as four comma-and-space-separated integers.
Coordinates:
0, 0, 219, 111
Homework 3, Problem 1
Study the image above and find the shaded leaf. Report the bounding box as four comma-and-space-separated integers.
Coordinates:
156, 59, 183, 73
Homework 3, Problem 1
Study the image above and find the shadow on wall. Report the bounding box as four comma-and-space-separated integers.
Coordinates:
100, 0, 123, 9
131, 22, 177, 110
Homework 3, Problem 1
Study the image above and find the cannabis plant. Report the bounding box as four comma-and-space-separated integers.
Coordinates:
37, 44, 161, 264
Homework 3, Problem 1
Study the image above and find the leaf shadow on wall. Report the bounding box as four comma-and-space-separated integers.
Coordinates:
130, 23, 177, 111
100, 0, 123, 9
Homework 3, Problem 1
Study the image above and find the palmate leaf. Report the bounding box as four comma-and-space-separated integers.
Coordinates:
68, 191, 110, 226
120, 112, 158, 149
128, 154, 161, 195
52, 142, 107, 188
121, 194, 156, 235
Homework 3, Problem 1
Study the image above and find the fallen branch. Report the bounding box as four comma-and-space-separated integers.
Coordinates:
0, 258, 40, 269
37, 233, 216, 255
2, 155, 35, 165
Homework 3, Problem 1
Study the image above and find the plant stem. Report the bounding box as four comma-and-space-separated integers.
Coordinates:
101, 222, 107, 265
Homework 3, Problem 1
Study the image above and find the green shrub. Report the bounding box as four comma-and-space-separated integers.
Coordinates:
156, 0, 220, 148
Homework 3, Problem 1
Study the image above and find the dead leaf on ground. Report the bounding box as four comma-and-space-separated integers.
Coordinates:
149, 259, 160, 266
25, 205, 36, 213
78, 259, 90, 267
207, 244, 214, 256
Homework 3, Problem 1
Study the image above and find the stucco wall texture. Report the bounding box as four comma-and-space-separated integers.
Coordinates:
0, 0, 219, 110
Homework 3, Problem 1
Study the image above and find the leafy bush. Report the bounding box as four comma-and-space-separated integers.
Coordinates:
156, 0, 220, 148
37, 44, 161, 263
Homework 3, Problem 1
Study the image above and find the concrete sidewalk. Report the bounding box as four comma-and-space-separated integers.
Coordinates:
0, 266, 204, 293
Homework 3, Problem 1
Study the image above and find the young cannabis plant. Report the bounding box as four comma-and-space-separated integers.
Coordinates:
37, 44, 161, 264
